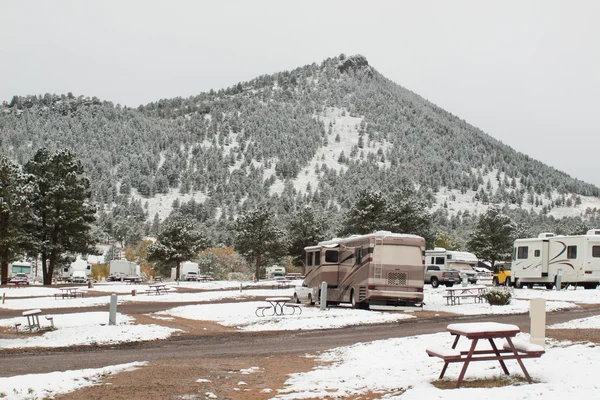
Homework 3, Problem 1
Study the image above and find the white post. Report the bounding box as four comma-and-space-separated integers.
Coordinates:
530, 298, 546, 347
320, 281, 327, 311
109, 294, 118, 325
1, 292, 4, 304
240, 283, 243, 293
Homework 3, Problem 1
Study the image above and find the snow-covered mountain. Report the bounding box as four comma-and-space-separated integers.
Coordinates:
2, 54, 599, 243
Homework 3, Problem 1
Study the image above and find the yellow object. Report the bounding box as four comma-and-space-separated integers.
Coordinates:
493, 263, 512, 286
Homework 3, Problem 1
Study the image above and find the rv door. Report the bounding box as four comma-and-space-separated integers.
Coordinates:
541, 240, 550, 274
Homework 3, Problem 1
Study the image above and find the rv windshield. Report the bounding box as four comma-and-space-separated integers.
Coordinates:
379, 245, 422, 265
11, 264, 31, 274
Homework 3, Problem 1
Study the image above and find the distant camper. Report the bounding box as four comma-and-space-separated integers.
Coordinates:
9, 261, 33, 281
295, 231, 426, 309
425, 248, 479, 284
512, 230, 600, 289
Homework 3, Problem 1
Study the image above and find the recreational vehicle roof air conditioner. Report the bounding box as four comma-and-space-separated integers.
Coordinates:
537, 232, 555, 238
586, 229, 600, 236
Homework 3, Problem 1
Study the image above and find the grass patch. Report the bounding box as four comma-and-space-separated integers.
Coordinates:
432, 375, 538, 389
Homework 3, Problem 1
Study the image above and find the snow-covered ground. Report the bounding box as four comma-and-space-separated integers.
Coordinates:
157, 301, 414, 331
0, 312, 178, 349
0, 362, 146, 400
2, 281, 600, 398
272, 333, 600, 400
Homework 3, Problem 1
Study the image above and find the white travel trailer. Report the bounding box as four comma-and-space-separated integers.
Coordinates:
110, 259, 140, 277
296, 231, 425, 309
512, 230, 600, 289
179, 261, 199, 280
425, 248, 479, 284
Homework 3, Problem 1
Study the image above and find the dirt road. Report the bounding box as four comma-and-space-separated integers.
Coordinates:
2, 305, 599, 377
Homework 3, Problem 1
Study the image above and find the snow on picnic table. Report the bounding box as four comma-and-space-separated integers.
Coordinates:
0, 362, 146, 400
273, 332, 600, 400
0, 312, 178, 349
157, 301, 415, 331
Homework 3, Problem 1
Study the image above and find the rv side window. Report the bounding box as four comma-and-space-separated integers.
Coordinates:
534, 250, 540, 257
354, 248, 362, 266
567, 246, 577, 259
306, 252, 313, 267
64, 267, 69, 273
517, 246, 528, 259
315, 251, 321, 266
435, 257, 445, 265
427, 266, 439, 271
325, 250, 338, 263
593, 246, 600, 258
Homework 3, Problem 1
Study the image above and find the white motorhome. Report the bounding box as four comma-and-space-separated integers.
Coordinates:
512, 230, 600, 289
295, 231, 425, 309
59, 257, 92, 281
266, 265, 286, 279
9, 261, 34, 281
425, 248, 479, 284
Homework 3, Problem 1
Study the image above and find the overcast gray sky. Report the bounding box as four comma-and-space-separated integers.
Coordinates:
1, 1, 599, 187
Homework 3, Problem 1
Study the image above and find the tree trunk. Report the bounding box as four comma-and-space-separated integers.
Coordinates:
1, 261, 8, 285
41, 252, 51, 286
255, 252, 262, 282
176, 260, 181, 282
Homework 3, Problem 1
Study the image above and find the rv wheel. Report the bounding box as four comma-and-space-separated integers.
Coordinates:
545, 283, 554, 290
350, 290, 358, 309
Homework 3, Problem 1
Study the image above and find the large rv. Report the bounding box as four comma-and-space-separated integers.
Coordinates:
59, 257, 92, 281
425, 248, 479, 284
9, 261, 34, 281
296, 231, 426, 309
512, 230, 600, 289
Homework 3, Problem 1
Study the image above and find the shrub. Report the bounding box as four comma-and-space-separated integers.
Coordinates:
481, 286, 513, 305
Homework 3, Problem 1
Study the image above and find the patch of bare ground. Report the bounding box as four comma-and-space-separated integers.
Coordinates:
432, 376, 535, 389
133, 314, 238, 336
55, 352, 317, 400
547, 328, 600, 344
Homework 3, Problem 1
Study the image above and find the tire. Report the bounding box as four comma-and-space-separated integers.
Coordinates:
293, 293, 300, 304
526, 284, 534, 289
583, 283, 598, 290
505, 277, 512, 287
545, 283, 554, 290
445, 283, 455, 288
431, 277, 440, 288
515, 279, 523, 289
350, 289, 359, 308
492, 277, 499, 287
307, 294, 314, 306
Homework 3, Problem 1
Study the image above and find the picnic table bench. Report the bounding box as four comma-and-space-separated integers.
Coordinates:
256, 297, 302, 316
443, 285, 487, 305
426, 322, 544, 388
7, 280, 28, 288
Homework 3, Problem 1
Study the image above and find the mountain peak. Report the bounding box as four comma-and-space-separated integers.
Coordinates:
337, 54, 372, 76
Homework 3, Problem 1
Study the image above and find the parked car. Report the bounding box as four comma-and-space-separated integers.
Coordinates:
293, 283, 317, 305
9, 273, 30, 284
424, 266, 460, 288
185, 271, 199, 281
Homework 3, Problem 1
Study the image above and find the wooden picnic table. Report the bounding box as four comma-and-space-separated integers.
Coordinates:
146, 284, 169, 295
22, 309, 42, 331
426, 322, 545, 388
443, 285, 487, 305
58, 287, 80, 299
